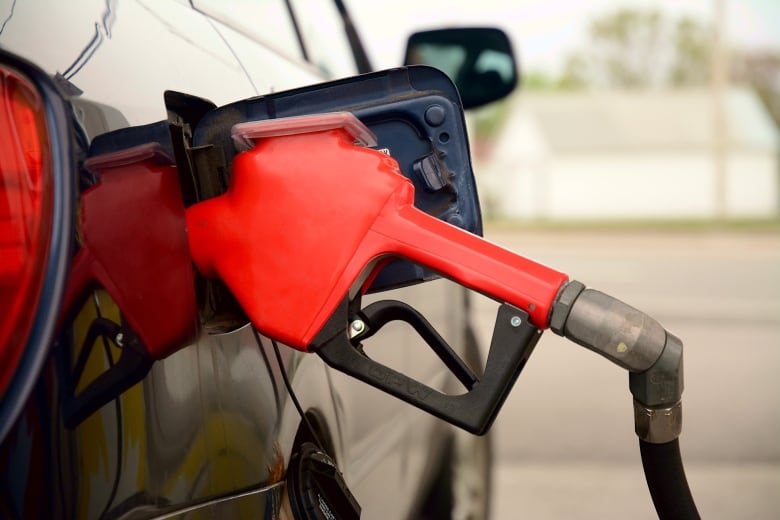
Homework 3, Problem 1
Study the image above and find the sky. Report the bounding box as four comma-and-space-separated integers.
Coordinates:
347, 0, 780, 76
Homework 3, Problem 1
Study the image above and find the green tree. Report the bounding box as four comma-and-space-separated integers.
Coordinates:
557, 54, 589, 90
732, 50, 780, 127
588, 9, 669, 88
670, 16, 712, 86
521, 8, 780, 131
527, 8, 712, 90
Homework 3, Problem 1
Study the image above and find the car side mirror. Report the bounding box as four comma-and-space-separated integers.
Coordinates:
404, 27, 518, 110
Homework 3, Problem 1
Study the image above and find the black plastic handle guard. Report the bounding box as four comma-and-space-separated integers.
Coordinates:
357, 300, 479, 391
61, 318, 153, 429
314, 297, 542, 435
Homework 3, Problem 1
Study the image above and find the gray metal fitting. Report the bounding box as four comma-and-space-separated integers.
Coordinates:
634, 400, 683, 443
560, 288, 667, 372
549, 280, 586, 335
629, 332, 684, 406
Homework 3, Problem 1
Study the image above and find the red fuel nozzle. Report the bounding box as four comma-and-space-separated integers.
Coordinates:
62, 143, 198, 358
186, 113, 568, 351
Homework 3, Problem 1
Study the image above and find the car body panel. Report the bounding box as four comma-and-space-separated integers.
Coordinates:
0, 1, 466, 518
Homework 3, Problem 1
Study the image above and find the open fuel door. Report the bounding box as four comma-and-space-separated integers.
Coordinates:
187, 65, 484, 293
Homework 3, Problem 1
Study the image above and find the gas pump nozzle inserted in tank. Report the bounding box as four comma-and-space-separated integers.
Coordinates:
185, 112, 569, 352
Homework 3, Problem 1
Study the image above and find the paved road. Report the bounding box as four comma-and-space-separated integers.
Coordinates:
469, 227, 780, 519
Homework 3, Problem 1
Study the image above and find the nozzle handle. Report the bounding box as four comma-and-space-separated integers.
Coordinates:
365, 200, 569, 329
316, 298, 541, 435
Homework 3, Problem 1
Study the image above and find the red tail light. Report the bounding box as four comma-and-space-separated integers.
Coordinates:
0, 67, 54, 396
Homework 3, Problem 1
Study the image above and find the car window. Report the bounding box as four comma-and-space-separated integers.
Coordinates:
191, 0, 304, 62
287, 0, 358, 79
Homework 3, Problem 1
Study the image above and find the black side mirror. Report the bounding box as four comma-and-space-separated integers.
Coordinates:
404, 27, 518, 110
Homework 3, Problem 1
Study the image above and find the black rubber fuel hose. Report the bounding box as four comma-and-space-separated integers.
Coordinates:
639, 439, 700, 519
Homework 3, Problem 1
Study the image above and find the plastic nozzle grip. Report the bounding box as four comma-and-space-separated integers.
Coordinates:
186, 127, 404, 350
186, 114, 568, 351
62, 144, 198, 359
370, 196, 568, 328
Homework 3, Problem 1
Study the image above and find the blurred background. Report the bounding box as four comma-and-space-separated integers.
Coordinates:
349, 1, 779, 518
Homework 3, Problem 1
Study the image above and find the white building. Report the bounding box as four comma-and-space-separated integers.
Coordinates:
477, 87, 780, 221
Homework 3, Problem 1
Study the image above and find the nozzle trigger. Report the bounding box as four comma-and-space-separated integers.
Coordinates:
314, 296, 541, 435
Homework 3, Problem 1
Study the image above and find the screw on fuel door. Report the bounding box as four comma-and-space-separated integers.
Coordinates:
286, 442, 361, 520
